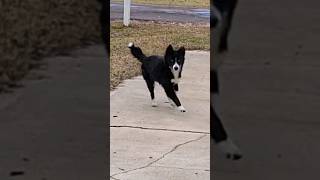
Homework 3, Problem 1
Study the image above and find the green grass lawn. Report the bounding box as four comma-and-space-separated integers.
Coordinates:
111, 0, 209, 8
110, 21, 209, 89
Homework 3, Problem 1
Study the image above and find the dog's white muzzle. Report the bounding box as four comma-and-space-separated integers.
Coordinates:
172, 63, 180, 72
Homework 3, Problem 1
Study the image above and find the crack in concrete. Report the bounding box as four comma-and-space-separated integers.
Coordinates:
110, 176, 120, 180
150, 165, 210, 171
118, 167, 125, 171
110, 125, 209, 135
111, 134, 207, 178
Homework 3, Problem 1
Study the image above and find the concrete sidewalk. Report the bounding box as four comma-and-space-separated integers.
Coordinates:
0, 45, 107, 180
110, 51, 210, 180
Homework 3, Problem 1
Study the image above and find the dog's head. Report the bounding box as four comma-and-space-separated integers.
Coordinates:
164, 45, 185, 76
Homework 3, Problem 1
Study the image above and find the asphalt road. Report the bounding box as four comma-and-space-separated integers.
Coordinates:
110, 2, 209, 23
213, 0, 320, 179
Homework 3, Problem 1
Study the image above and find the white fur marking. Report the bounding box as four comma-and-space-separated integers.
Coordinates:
171, 62, 180, 84
216, 138, 242, 158
177, 105, 186, 112
128, 42, 133, 47
171, 78, 180, 84
151, 99, 157, 107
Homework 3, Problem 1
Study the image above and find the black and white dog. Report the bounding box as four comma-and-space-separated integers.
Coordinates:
128, 43, 186, 112
211, 0, 242, 160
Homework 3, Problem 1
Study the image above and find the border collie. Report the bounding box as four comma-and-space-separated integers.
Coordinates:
128, 42, 186, 112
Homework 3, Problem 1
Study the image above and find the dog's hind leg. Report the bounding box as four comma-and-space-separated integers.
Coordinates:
142, 70, 156, 107
147, 81, 157, 107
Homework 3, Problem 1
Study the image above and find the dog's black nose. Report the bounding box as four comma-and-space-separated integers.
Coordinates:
174, 66, 178, 71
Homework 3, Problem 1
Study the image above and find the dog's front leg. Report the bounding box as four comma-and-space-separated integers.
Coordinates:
163, 84, 186, 112
173, 84, 179, 92
167, 97, 175, 107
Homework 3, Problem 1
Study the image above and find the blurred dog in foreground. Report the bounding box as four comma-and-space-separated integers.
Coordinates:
211, 0, 242, 160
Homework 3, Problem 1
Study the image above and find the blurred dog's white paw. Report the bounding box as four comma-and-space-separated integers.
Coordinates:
216, 138, 242, 160
177, 105, 186, 112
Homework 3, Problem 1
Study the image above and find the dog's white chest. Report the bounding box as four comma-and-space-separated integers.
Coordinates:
171, 71, 180, 84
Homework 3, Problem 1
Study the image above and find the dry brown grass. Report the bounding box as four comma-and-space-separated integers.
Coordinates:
110, 20, 209, 89
112, 0, 209, 8
0, 0, 101, 92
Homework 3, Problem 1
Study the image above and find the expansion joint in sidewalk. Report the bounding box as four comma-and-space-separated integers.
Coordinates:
110, 125, 210, 135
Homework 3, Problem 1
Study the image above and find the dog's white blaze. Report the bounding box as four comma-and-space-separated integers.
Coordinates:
171, 62, 180, 84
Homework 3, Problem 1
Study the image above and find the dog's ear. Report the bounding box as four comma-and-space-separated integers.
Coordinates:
165, 44, 174, 56
178, 46, 185, 56
165, 45, 174, 63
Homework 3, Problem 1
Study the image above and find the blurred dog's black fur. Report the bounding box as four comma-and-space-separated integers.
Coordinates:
212, 0, 238, 53
98, 0, 108, 54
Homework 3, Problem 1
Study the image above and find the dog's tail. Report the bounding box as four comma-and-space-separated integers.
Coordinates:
128, 42, 146, 63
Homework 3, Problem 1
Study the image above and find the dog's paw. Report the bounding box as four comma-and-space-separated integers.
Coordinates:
216, 138, 242, 160
151, 99, 157, 107
177, 106, 186, 112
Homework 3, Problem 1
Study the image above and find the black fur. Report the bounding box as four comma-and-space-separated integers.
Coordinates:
97, 0, 108, 53
128, 43, 186, 111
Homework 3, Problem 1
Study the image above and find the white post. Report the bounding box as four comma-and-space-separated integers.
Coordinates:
123, 0, 131, 26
